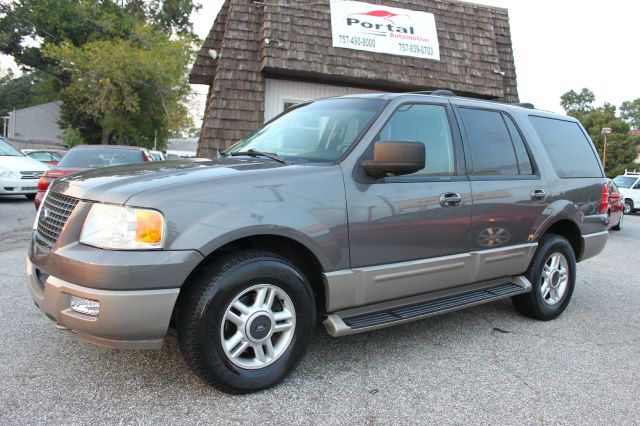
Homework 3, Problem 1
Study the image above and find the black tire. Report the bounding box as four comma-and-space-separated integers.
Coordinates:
624, 199, 633, 215
512, 234, 576, 321
611, 212, 623, 231
177, 250, 316, 394
25, 194, 35, 200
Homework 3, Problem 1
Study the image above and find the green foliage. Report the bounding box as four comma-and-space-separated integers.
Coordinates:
620, 99, 640, 130
561, 89, 637, 178
63, 125, 84, 148
45, 25, 195, 148
0, 71, 59, 116
560, 88, 595, 115
0, 0, 200, 74
0, 0, 200, 146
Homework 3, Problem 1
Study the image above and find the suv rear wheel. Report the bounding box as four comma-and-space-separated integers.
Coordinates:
624, 199, 633, 215
512, 234, 576, 320
177, 251, 316, 394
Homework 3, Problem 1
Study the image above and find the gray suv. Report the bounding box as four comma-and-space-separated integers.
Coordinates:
27, 93, 609, 393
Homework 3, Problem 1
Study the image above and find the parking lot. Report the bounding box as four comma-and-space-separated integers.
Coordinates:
1, 195, 639, 425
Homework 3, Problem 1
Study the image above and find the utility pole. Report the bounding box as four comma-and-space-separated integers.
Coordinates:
601, 127, 612, 173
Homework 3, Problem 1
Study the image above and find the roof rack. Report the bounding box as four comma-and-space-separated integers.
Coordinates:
408, 89, 456, 97
514, 102, 535, 109
624, 169, 639, 175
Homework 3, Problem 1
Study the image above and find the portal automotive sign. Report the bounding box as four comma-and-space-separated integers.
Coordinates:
330, 0, 440, 61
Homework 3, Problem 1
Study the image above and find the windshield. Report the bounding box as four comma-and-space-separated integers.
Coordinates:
613, 176, 637, 188
58, 148, 144, 168
0, 137, 26, 157
225, 98, 386, 162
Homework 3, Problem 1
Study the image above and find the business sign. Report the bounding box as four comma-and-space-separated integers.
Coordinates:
330, 0, 440, 61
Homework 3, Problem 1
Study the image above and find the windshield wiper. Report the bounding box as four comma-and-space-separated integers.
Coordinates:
228, 149, 288, 164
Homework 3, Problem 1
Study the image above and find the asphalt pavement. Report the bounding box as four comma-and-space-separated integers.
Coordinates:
1, 196, 639, 425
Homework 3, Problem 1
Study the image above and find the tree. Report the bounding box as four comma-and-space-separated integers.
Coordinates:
561, 89, 637, 177
620, 99, 640, 130
0, 0, 200, 74
560, 88, 595, 115
0, 0, 200, 145
45, 25, 194, 148
0, 71, 58, 116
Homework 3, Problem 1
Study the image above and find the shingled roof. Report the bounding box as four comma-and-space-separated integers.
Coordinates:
191, 0, 519, 158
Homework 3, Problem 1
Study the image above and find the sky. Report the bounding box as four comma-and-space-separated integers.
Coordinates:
189, 0, 640, 114
2, 0, 639, 116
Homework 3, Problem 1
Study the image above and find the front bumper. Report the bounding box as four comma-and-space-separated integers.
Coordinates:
27, 256, 180, 349
0, 177, 38, 195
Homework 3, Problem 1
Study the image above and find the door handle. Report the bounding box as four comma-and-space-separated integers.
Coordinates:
530, 189, 547, 202
440, 192, 462, 208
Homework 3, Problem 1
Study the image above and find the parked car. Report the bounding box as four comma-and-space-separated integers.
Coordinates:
34, 144, 154, 209
613, 170, 640, 214
0, 137, 49, 200
150, 150, 165, 161
606, 179, 624, 230
27, 93, 609, 394
23, 149, 67, 165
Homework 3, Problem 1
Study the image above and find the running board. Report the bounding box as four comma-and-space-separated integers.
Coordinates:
323, 276, 531, 337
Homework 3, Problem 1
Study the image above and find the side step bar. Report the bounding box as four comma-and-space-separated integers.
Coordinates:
324, 276, 531, 337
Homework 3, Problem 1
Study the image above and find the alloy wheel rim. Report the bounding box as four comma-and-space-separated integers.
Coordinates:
220, 284, 296, 369
540, 252, 569, 306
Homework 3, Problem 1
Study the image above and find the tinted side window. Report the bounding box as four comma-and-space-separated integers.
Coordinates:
504, 115, 533, 175
377, 104, 455, 176
529, 116, 602, 178
459, 108, 519, 175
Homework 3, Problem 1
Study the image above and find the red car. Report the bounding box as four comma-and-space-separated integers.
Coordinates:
35, 145, 154, 209
607, 179, 624, 230
24, 149, 67, 165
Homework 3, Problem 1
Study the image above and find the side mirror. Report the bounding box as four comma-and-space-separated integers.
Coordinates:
361, 141, 425, 178
609, 193, 620, 200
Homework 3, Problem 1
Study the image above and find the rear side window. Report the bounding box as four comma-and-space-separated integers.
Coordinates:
459, 108, 533, 175
529, 116, 602, 178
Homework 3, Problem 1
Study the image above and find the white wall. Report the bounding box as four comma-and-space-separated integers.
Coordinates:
264, 79, 378, 122
8, 101, 63, 143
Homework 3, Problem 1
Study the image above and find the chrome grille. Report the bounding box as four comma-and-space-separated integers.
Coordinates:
20, 171, 43, 180
35, 192, 79, 250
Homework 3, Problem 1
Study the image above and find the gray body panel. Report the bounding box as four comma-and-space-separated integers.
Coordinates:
25, 92, 609, 348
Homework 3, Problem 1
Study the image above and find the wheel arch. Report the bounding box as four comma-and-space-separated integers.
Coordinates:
175, 232, 329, 324
539, 219, 582, 261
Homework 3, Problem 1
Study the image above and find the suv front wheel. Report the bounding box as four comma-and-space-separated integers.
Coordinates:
512, 234, 576, 320
177, 251, 316, 394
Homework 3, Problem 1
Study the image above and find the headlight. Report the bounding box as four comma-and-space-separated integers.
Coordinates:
80, 204, 165, 250
0, 167, 19, 178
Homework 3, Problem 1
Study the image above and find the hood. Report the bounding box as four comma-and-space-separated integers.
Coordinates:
0, 155, 50, 172
51, 158, 288, 204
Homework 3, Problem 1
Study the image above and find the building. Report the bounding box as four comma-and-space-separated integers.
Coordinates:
4, 101, 64, 145
191, 0, 519, 158
166, 138, 198, 158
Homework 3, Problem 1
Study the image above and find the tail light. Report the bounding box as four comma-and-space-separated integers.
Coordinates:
599, 183, 609, 214
37, 176, 51, 191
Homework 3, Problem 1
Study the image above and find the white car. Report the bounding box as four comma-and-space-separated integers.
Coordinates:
0, 137, 50, 199
613, 170, 640, 214
150, 150, 165, 161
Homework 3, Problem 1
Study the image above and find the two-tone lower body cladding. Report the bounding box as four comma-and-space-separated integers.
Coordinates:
578, 231, 608, 262
27, 240, 203, 349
